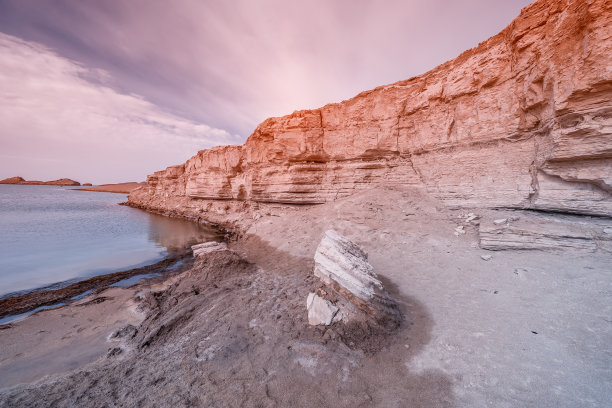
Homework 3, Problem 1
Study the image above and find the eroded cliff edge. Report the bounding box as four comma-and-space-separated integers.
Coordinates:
129, 0, 612, 221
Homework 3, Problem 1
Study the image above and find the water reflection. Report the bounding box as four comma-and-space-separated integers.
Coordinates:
0, 185, 224, 297
146, 212, 223, 253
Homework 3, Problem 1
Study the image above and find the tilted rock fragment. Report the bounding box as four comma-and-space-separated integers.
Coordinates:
308, 230, 400, 327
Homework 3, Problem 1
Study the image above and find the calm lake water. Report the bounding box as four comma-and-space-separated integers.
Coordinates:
0, 185, 221, 297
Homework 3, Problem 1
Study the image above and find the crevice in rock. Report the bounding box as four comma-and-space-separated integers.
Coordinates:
492, 206, 612, 220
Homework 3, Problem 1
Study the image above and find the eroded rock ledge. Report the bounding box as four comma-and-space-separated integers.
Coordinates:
129, 0, 611, 221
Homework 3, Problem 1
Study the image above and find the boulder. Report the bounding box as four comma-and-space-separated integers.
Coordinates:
313, 230, 385, 302
308, 230, 400, 326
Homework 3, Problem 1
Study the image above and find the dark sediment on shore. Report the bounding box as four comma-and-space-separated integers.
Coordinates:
0, 250, 194, 322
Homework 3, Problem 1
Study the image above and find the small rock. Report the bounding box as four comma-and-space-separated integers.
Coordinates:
306, 293, 338, 326
465, 213, 478, 223
455, 225, 466, 234
514, 268, 527, 277
481, 255, 492, 261
509, 216, 520, 222
493, 218, 507, 225
191, 241, 228, 257
110, 324, 137, 340
603, 228, 612, 235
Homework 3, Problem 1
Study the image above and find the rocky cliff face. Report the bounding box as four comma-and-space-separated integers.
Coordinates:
129, 0, 611, 220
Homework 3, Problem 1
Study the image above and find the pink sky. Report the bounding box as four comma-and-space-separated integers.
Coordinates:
0, 0, 533, 184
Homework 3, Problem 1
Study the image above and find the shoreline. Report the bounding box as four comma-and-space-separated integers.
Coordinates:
0, 249, 194, 324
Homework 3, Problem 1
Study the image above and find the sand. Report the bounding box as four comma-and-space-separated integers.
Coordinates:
0, 186, 610, 407
74, 182, 144, 194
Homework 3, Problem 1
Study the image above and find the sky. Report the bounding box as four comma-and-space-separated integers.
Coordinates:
0, 0, 533, 184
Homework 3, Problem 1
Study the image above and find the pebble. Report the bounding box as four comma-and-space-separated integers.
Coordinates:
465, 213, 478, 223
604, 228, 612, 235
493, 218, 507, 225
481, 255, 492, 261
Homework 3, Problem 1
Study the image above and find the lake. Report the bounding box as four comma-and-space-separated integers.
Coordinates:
0, 184, 220, 298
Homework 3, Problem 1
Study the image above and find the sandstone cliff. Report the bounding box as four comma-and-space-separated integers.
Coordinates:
129, 0, 611, 220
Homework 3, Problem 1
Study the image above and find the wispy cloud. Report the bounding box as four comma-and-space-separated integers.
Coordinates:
0, 33, 240, 183
0, 0, 533, 137
0, 0, 532, 182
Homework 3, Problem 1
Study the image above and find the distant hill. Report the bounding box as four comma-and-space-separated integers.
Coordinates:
0, 176, 80, 186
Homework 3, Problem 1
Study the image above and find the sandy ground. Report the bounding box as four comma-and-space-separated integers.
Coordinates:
0, 186, 610, 407
0, 288, 143, 389
74, 182, 144, 194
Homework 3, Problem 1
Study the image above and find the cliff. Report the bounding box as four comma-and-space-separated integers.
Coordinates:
129, 0, 612, 220
0, 177, 81, 186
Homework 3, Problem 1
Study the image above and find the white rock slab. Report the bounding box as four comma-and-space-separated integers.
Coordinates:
191, 241, 228, 257
313, 230, 384, 302
306, 293, 338, 326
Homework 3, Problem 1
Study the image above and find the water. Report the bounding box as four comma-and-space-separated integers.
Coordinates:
0, 185, 221, 298
0, 303, 67, 325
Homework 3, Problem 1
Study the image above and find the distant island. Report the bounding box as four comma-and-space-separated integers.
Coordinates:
0, 176, 80, 186
0, 177, 144, 193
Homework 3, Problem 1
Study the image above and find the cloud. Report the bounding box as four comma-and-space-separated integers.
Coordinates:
0, 1, 533, 182
0, 0, 533, 138
0, 33, 240, 183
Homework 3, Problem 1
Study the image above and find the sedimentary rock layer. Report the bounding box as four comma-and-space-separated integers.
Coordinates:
129, 0, 612, 217
309, 230, 400, 327
479, 213, 612, 251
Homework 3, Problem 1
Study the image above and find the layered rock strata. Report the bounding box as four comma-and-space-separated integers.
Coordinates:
479, 213, 612, 251
307, 230, 400, 327
129, 0, 612, 219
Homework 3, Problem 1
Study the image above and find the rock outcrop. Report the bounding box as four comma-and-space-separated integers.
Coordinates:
307, 230, 400, 327
0, 176, 81, 186
129, 0, 611, 220
479, 213, 612, 251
